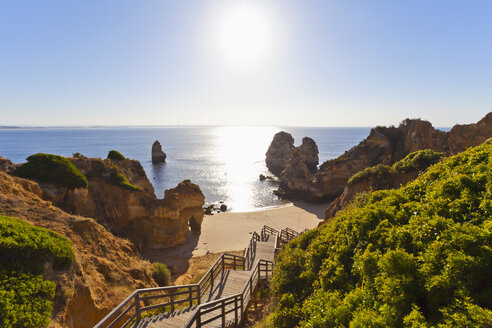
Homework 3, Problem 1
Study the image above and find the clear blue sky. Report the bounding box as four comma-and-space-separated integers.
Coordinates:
1, 0, 491, 127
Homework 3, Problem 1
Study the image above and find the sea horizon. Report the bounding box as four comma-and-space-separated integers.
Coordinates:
0, 126, 384, 212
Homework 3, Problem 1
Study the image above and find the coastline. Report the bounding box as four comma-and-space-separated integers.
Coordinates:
144, 201, 327, 277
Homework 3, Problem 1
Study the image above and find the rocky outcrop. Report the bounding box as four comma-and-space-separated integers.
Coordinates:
0, 165, 156, 328
324, 148, 445, 220
273, 112, 492, 202
265, 132, 319, 176
16, 156, 205, 250
152, 140, 167, 164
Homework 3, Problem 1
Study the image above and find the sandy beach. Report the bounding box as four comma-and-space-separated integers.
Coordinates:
145, 202, 327, 277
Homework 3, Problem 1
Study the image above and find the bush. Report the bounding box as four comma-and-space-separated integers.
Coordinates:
0, 215, 74, 328
270, 139, 492, 327
152, 262, 171, 287
348, 149, 444, 185
108, 167, 141, 191
0, 216, 73, 271
107, 150, 126, 160
15, 153, 88, 189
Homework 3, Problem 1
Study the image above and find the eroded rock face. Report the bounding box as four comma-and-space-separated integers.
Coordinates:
275, 113, 492, 202
152, 140, 167, 163
18, 156, 205, 250
324, 171, 419, 221
298, 137, 319, 173
0, 168, 156, 328
265, 132, 319, 177
265, 132, 295, 176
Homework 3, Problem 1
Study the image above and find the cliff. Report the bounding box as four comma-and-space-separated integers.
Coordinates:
271, 112, 492, 202
270, 139, 492, 327
0, 158, 157, 328
15, 155, 205, 250
324, 149, 444, 220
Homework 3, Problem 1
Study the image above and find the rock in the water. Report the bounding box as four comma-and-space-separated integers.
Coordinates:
265, 132, 295, 176
152, 140, 167, 164
298, 137, 319, 173
220, 204, 227, 212
259, 174, 266, 181
265, 132, 319, 177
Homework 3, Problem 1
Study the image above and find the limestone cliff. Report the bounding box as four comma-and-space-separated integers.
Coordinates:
265, 132, 319, 176
0, 158, 156, 328
324, 149, 444, 220
15, 156, 205, 250
272, 112, 492, 202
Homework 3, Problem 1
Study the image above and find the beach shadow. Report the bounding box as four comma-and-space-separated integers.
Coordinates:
143, 230, 199, 279
291, 200, 330, 220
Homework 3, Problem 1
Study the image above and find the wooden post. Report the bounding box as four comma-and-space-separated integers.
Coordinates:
221, 299, 225, 328
189, 286, 193, 307
134, 293, 141, 321
171, 294, 175, 312
234, 296, 239, 327
197, 309, 201, 328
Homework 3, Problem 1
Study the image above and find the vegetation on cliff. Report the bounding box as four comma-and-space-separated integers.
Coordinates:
270, 140, 492, 327
108, 166, 142, 191
0, 215, 74, 328
152, 262, 171, 287
107, 150, 126, 160
348, 149, 444, 185
15, 153, 88, 189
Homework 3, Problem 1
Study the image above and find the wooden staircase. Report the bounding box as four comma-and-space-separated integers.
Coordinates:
94, 225, 301, 328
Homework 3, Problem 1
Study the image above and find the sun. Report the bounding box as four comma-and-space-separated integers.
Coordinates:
215, 4, 273, 68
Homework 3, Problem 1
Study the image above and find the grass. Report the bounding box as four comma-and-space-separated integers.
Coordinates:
15, 153, 88, 189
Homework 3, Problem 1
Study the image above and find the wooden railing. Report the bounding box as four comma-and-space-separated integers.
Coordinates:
184, 259, 274, 328
243, 231, 260, 270
261, 225, 278, 241
94, 253, 245, 328
94, 225, 281, 328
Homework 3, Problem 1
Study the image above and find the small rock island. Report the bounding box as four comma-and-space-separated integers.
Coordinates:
152, 140, 167, 163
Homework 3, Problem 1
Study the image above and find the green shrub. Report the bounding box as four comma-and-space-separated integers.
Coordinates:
107, 150, 126, 160
0, 215, 74, 328
348, 149, 444, 185
108, 167, 141, 191
394, 149, 445, 173
15, 153, 88, 189
270, 139, 492, 327
0, 215, 73, 272
152, 262, 171, 287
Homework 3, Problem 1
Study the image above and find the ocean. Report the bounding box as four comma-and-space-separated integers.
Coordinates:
0, 126, 370, 212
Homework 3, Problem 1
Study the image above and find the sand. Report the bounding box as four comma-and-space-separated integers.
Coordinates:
146, 201, 326, 260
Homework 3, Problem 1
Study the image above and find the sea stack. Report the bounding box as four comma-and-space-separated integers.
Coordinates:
265, 131, 319, 177
152, 140, 167, 164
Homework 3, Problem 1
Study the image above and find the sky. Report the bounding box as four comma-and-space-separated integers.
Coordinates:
0, 0, 491, 127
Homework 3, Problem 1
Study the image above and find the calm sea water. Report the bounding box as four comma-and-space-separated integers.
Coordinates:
0, 126, 370, 211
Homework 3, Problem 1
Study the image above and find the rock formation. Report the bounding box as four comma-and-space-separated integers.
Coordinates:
265, 132, 319, 176
0, 160, 156, 328
152, 140, 167, 163
271, 112, 492, 202
15, 155, 205, 250
324, 149, 444, 220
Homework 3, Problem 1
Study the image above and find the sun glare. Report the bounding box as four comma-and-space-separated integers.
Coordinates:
215, 4, 273, 68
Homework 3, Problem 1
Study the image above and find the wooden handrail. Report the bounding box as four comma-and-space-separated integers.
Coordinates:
184, 259, 274, 328
94, 225, 285, 328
